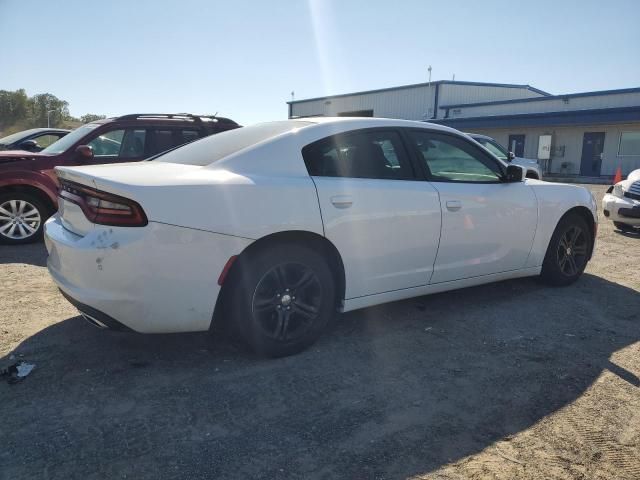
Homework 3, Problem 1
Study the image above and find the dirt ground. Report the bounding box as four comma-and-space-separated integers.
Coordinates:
1, 184, 638, 480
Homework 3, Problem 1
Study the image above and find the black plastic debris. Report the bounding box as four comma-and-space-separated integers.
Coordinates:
1, 361, 35, 385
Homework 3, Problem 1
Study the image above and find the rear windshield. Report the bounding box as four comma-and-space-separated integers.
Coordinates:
153, 121, 313, 166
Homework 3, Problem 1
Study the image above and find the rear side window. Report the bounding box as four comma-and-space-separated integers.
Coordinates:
151, 129, 175, 155
302, 130, 414, 180
180, 129, 200, 144
120, 129, 147, 158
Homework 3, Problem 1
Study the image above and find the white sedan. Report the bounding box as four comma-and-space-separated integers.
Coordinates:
602, 169, 640, 232
45, 118, 597, 357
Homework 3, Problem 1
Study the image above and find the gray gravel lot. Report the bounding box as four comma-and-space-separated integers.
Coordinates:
1, 184, 639, 480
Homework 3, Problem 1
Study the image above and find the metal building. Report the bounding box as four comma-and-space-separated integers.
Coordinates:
288, 81, 640, 179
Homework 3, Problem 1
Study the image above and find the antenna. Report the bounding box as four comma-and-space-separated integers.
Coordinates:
427, 65, 432, 87
452, 73, 456, 81
291, 91, 295, 102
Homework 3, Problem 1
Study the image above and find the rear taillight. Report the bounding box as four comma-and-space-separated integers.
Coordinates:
59, 180, 148, 227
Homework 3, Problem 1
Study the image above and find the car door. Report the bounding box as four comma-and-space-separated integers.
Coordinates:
303, 128, 442, 299
405, 129, 538, 284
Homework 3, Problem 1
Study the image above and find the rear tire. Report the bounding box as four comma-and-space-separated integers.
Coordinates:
540, 213, 591, 286
226, 243, 337, 357
0, 192, 48, 245
614, 222, 636, 233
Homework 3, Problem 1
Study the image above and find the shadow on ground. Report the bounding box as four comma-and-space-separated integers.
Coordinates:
1, 274, 638, 479
0, 242, 47, 267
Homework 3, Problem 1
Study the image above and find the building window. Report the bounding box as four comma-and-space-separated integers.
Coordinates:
618, 131, 640, 156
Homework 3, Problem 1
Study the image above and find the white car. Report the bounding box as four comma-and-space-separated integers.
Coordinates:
467, 133, 543, 180
602, 168, 640, 232
44, 118, 597, 357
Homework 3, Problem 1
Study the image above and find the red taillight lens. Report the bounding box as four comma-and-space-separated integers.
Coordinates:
59, 180, 148, 227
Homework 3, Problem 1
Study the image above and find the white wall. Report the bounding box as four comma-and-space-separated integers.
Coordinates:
289, 82, 545, 120
470, 123, 640, 176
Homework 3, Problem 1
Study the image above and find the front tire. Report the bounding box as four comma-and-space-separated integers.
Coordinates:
540, 213, 591, 286
226, 243, 337, 357
0, 192, 48, 245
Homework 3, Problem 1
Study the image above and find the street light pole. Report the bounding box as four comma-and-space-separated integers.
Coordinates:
47, 109, 56, 128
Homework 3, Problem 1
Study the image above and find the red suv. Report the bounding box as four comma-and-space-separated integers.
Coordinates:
0, 113, 239, 244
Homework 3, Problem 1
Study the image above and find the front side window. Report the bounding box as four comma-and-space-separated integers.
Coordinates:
87, 129, 125, 157
303, 130, 414, 180
409, 131, 502, 183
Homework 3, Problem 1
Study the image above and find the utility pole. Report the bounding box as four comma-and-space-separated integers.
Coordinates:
46, 109, 56, 128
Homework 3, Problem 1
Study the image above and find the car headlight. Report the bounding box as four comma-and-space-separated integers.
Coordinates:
613, 184, 624, 198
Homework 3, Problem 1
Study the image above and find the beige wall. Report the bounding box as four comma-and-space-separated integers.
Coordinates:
470, 123, 640, 176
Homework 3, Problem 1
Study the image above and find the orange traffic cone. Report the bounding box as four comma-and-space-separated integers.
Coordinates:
613, 166, 622, 184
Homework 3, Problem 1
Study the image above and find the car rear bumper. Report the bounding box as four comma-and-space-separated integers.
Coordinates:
44, 214, 253, 333
602, 193, 640, 226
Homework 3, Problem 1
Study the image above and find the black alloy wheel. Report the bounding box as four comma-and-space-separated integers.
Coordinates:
251, 262, 323, 342
555, 225, 589, 277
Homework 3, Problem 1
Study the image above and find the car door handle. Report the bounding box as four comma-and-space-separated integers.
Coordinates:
446, 200, 462, 212
330, 195, 353, 209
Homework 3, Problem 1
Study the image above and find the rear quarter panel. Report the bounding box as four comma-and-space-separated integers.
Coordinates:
525, 181, 597, 267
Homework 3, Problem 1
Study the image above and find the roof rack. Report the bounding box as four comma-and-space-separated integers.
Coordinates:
115, 113, 238, 125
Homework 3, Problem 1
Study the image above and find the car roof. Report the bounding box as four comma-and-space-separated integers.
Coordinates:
287, 116, 460, 134
11, 127, 70, 136
94, 113, 239, 126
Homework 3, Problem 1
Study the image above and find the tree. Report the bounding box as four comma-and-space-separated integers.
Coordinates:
0, 89, 104, 134
80, 114, 107, 124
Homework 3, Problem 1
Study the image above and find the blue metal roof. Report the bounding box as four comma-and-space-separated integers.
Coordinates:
430, 106, 640, 129
439, 87, 640, 109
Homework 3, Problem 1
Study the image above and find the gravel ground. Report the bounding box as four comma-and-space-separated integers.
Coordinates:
1, 184, 638, 480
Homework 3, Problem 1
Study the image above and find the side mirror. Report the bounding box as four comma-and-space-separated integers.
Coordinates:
505, 164, 524, 182
508, 151, 516, 161
19, 139, 39, 152
75, 145, 94, 159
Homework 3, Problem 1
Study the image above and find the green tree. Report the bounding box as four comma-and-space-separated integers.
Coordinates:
80, 114, 107, 124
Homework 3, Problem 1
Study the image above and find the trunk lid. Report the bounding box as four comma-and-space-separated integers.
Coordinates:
54, 162, 207, 235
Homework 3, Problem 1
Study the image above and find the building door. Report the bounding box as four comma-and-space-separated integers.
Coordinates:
508, 134, 526, 157
579, 132, 605, 176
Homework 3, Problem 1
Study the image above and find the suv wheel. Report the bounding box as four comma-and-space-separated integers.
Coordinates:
226, 243, 337, 357
0, 192, 47, 245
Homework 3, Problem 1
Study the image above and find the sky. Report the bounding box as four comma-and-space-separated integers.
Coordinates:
1, 0, 639, 125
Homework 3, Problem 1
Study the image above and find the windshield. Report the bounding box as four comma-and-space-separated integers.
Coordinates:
0, 129, 41, 146
473, 136, 509, 161
154, 121, 313, 166
41, 123, 101, 155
